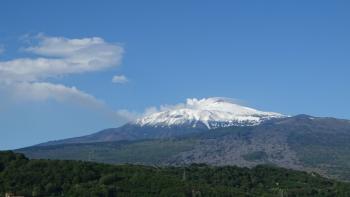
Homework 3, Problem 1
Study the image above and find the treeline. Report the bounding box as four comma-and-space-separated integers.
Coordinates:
0, 151, 350, 197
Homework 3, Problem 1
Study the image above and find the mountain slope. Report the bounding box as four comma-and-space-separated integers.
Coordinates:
38, 97, 285, 146
18, 115, 350, 181
37, 124, 207, 146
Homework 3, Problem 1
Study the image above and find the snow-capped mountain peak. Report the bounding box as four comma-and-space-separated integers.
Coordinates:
135, 97, 285, 129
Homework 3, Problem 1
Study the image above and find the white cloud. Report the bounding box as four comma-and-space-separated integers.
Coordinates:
144, 106, 159, 115
0, 34, 144, 125
115, 109, 141, 122
12, 82, 104, 107
0, 34, 123, 83
112, 75, 128, 84
0, 34, 124, 106
115, 106, 161, 122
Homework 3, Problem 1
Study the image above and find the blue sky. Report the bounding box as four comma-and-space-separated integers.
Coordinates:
0, 0, 349, 150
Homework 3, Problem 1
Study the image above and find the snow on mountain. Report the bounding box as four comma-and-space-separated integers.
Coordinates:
134, 97, 286, 129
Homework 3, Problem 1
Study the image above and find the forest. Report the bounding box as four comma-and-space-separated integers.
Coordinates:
1, 151, 350, 197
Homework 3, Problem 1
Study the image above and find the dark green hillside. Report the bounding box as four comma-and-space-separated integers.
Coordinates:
1, 151, 350, 197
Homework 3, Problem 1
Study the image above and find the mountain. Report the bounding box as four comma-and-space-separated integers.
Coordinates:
37, 124, 207, 146
38, 97, 285, 146
16, 98, 350, 181
135, 97, 285, 129
18, 115, 350, 181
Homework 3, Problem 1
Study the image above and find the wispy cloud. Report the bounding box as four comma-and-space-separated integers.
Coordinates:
115, 109, 140, 122
0, 34, 124, 107
115, 106, 159, 122
11, 82, 104, 107
112, 75, 128, 84
0, 34, 123, 83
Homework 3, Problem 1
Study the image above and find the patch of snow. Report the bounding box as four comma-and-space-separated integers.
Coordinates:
134, 97, 286, 129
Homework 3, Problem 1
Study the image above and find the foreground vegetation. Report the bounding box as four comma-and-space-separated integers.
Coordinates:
1, 151, 350, 197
